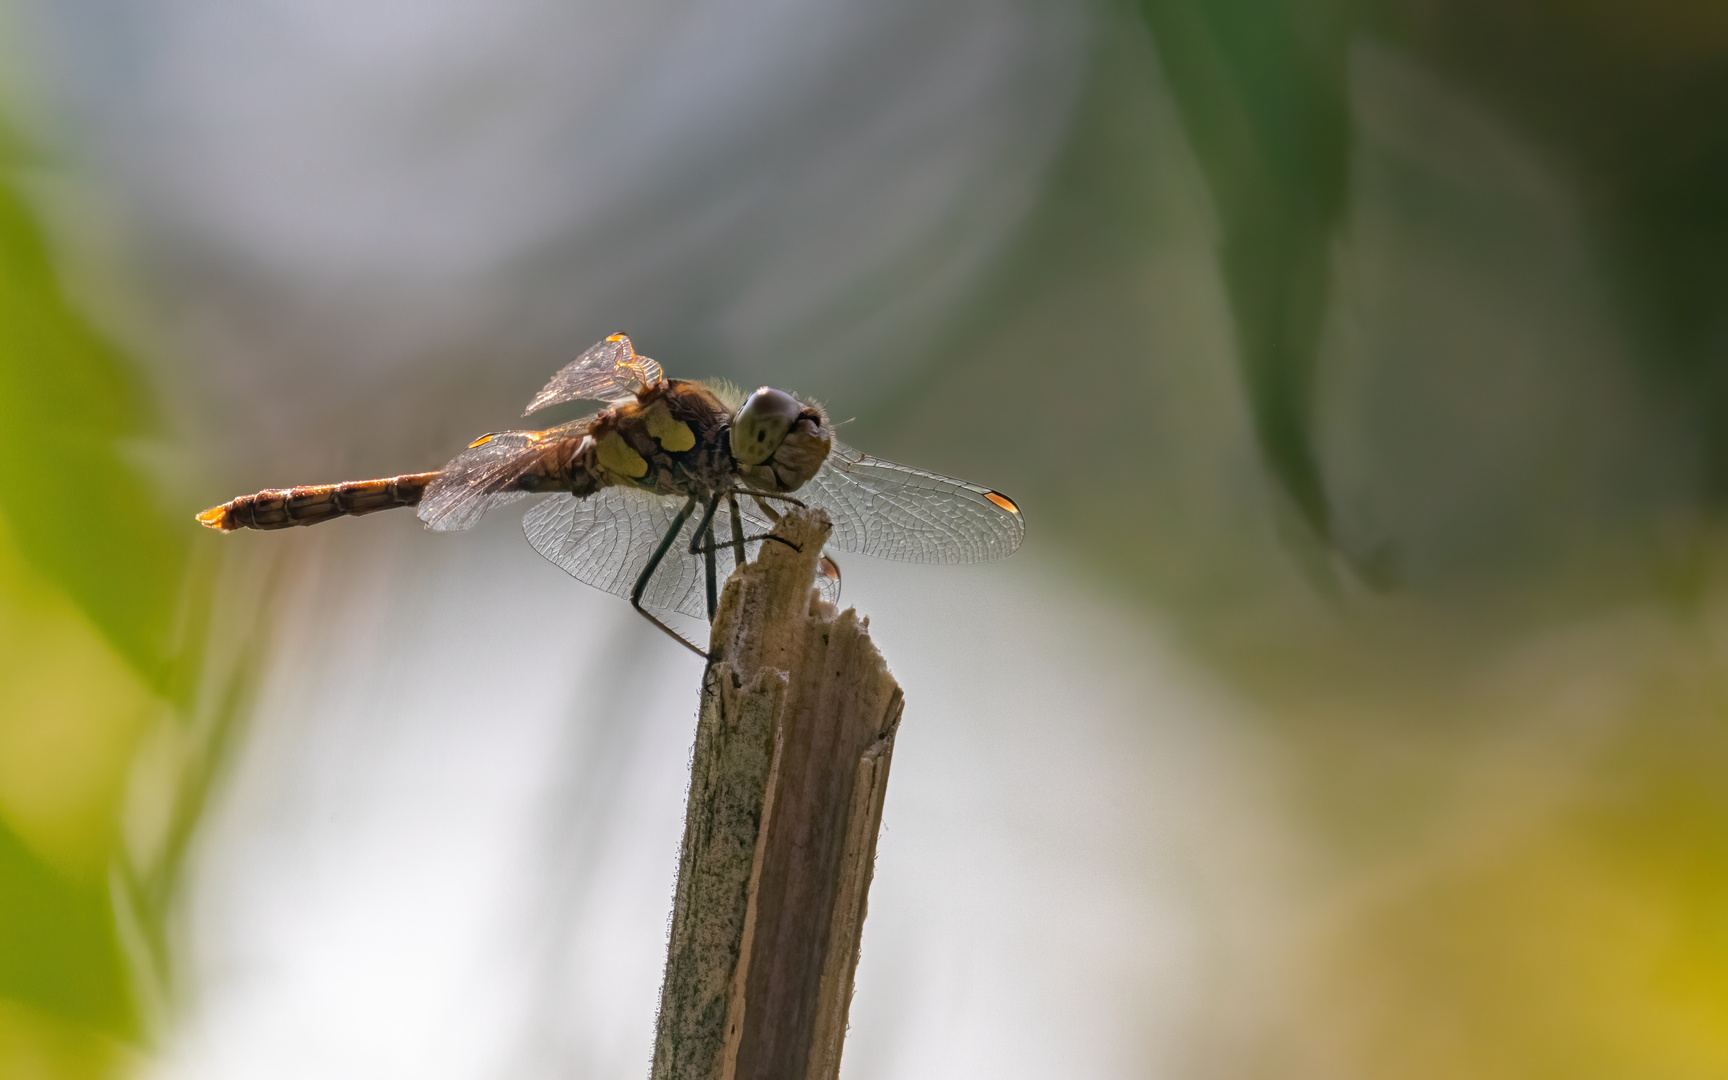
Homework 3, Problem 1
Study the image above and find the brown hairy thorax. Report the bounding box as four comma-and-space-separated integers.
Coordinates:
585, 379, 736, 497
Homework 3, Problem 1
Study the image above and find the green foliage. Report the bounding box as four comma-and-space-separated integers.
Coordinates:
0, 147, 191, 690
875, 11, 1728, 1068
1138, 0, 1352, 556
0, 820, 130, 1034
1135, 0, 1728, 588
0, 129, 223, 1074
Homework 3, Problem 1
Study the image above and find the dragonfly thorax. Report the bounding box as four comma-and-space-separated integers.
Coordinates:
587, 380, 737, 498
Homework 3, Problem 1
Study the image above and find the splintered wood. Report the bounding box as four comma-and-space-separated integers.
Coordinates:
652, 507, 903, 1080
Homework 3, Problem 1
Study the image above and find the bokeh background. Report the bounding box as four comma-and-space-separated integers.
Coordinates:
3, 0, 1728, 1076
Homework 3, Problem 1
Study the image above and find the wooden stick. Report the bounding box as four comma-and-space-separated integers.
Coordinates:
652, 507, 904, 1080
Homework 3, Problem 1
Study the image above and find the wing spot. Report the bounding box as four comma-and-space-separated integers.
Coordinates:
985, 491, 1020, 514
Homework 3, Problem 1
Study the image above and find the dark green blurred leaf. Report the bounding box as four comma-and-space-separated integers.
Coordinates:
1138, 0, 1352, 549
1377, 0, 1728, 503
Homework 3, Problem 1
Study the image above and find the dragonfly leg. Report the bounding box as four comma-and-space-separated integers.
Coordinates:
741, 490, 806, 507
631, 496, 706, 658
692, 529, 799, 557
685, 494, 722, 621
700, 488, 802, 553
728, 493, 746, 578
704, 518, 718, 621
694, 491, 796, 557
740, 490, 805, 525
685, 494, 723, 556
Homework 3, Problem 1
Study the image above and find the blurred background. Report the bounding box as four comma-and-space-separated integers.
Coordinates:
2, 0, 1727, 1076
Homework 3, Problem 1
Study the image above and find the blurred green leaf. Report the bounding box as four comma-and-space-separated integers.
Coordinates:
1376, 0, 1728, 507
0, 139, 191, 689
0, 818, 132, 1035
0, 125, 211, 1063
1137, 0, 1351, 551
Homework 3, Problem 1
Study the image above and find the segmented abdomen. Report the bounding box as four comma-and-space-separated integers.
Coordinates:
197, 472, 438, 531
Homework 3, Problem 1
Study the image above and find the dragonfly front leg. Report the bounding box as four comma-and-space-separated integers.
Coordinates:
632, 495, 705, 657
743, 489, 806, 524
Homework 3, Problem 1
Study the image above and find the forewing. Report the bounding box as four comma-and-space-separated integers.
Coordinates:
797, 441, 1024, 563
524, 333, 664, 415
523, 489, 709, 619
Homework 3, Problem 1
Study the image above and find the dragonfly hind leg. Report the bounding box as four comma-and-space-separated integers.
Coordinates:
630, 495, 707, 658
630, 491, 813, 651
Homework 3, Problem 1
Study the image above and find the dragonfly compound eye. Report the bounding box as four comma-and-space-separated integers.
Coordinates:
730, 386, 802, 466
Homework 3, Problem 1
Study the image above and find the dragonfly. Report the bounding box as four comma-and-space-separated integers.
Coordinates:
198, 333, 1024, 654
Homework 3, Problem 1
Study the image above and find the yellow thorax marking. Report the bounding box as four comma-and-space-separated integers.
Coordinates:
643, 400, 696, 453
596, 431, 649, 478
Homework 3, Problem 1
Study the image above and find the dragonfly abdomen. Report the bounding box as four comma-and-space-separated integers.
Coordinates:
197, 471, 439, 531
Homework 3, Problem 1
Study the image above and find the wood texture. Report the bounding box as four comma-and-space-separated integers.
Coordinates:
652, 507, 903, 1080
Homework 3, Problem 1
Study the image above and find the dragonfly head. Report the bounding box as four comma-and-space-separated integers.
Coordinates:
731, 386, 831, 491
730, 387, 801, 465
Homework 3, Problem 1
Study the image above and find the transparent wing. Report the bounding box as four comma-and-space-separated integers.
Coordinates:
523, 489, 707, 619
418, 419, 589, 532
791, 440, 1024, 563
524, 333, 663, 415
418, 433, 542, 532
523, 491, 838, 619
